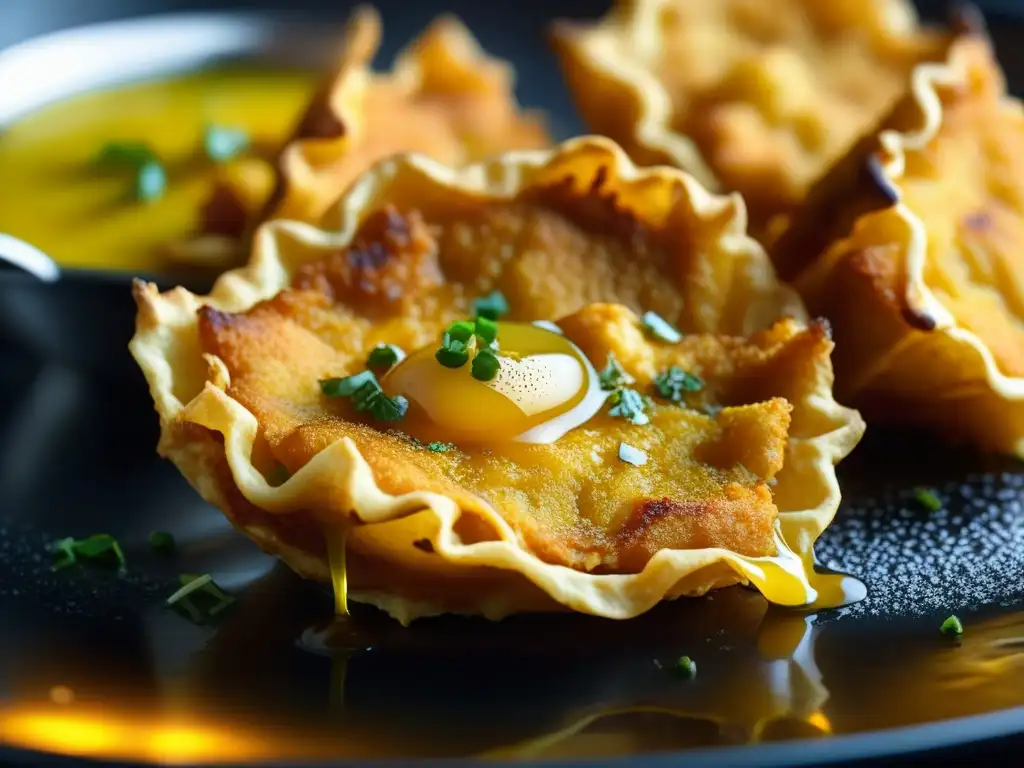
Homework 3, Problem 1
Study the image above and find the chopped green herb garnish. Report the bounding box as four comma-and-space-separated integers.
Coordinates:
203, 124, 250, 163
436, 344, 470, 368
608, 388, 651, 426
447, 321, 476, 342
642, 311, 682, 343
474, 290, 510, 320
618, 442, 647, 466
134, 160, 167, 202
96, 141, 158, 167
320, 370, 408, 422
914, 487, 942, 512
436, 317, 504, 375
166, 573, 236, 624
654, 366, 704, 402
148, 531, 175, 554
366, 343, 405, 371
474, 315, 499, 346
321, 370, 376, 398
674, 655, 697, 678
427, 441, 455, 453
940, 615, 963, 637
472, 348, 501, 382
598, 354, 635, 391
50, 534, 127, 575
436, 321, 476, 368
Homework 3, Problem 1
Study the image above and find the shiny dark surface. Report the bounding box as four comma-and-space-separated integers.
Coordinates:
0, 343, 1022, 765
2, 0, 1024, 764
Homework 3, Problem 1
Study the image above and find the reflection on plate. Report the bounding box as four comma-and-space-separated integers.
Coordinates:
0, 357, 1022, 763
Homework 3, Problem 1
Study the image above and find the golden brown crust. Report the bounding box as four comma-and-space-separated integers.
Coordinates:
266, 6, 549, 226
785, 34, 1024, 456
551, 0, 950, 233
130, 137, 864, 622
170, 6, 550, 270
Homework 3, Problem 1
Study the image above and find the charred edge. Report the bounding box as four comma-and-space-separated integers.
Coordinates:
949, 2, 987, 37
589, 164, 610, 195
863, 155, 900, 207
196, 305, 233, 333
200, 183, 251, 239
413, 539, 435, 554
619, 498, 705, 541
901, 305, 938, 331
295, 97, 347, 142
259, 94, 348, 219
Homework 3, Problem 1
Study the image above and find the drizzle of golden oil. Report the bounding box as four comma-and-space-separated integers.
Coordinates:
326, 524, 349, 617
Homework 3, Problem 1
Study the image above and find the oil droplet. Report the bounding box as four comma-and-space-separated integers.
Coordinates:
325, 525, 349, 617
48, 686, 74, 706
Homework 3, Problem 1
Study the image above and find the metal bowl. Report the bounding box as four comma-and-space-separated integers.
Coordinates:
0, 0, 595, 378
0, 13, 353, 377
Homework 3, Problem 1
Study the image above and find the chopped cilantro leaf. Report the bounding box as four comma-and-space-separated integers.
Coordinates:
642, 311, 682, 343
427, 441, 455, 453
654, 366, 704, 402
472, 348, 501, 382
674, 655, 697, 678
436, 341, 470, 368
446, 321, 476, 343
134, 160, 167, 203
940, 615, 963, 636
321, 370, 376, 398
366, 343, 404, 371
166, 573, 236, 624
203, 124, 250, 163
608, 388, 650, 425
96, 141, 157, 168
148, 531, 175, 554
321, 370, 408, 422
618, 442, 647, 466
436, 321, 475, 368
598, 354, 635, 391
474, 290, 509, 320
914, 487, 942, 512
49, 534, 127, 574
474, 315, 498, 346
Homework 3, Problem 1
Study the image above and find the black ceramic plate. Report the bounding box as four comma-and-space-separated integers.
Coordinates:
2, 1, 1024, 766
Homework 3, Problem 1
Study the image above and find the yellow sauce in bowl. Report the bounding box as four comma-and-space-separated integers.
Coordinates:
0, 66, 316, 274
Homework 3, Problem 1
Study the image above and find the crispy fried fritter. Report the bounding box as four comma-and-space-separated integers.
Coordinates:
170, 6, 548, 267
552, 0, 949, 232
783, 34, 1024, 455
266, 7, 549, 225
197, 257, 818, 573
132, 138, 863, 621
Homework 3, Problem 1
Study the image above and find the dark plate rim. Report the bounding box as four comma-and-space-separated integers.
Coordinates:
2, 3, 1024, 766
1, 704, 1023, 767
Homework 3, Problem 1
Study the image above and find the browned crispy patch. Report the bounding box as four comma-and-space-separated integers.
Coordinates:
292, 207, 443, 313
524, 166, 646, 248
615, 484, 775, 572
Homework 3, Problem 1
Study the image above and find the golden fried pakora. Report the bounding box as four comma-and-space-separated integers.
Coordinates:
131, 137, 863, 624
780, 30, 1024, 456
551, 0, 949, 233
171, 5, 549, 266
